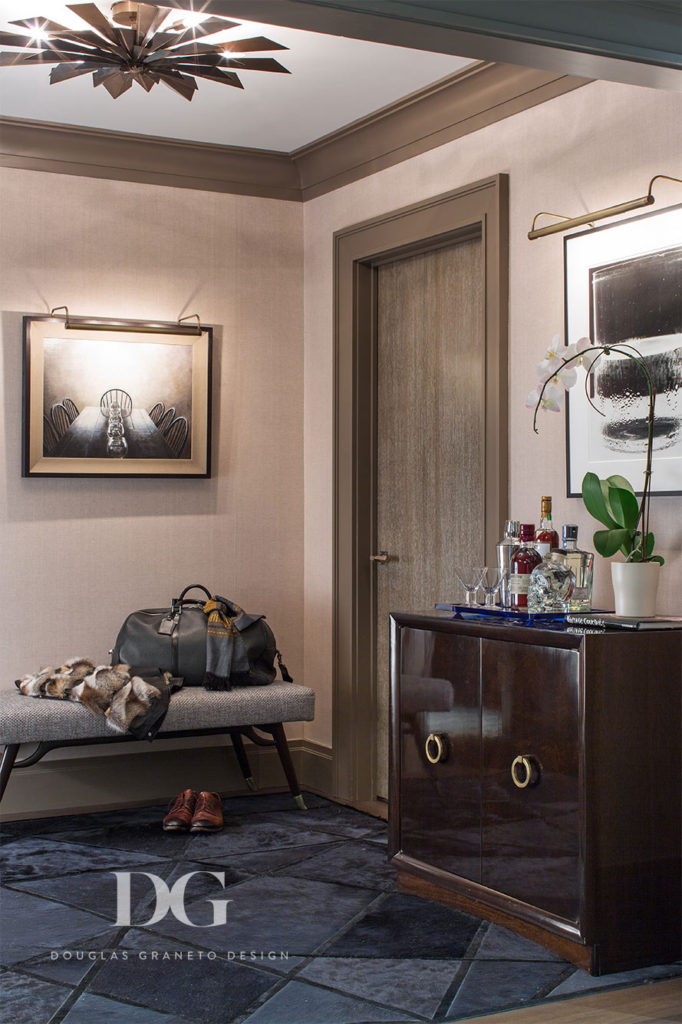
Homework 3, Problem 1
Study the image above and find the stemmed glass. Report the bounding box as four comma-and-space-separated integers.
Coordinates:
478, 566, 507, 608
454, 565, 483, 607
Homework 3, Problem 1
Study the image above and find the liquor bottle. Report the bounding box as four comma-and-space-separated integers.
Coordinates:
496, 519, 520, 608
554, 524, 594, 612
535, 496, 559, 558
528, 553, 575, 613
509, 524, 542, 609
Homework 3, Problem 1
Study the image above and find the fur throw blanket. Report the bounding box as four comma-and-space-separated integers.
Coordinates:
15, 658, 179, 739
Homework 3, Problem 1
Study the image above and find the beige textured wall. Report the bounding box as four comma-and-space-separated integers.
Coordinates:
303, 80, 682, 747
1, 79, 680, 791
0, 169, 304, 704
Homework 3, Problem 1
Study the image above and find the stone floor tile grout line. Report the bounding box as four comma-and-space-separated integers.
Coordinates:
242, 966, 435, 1024
432, 957, 478, 1020
44, 926, 132, 1024
230, 891, 395, 1023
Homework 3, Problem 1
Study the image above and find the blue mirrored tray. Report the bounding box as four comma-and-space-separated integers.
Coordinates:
434, 603, 565, 626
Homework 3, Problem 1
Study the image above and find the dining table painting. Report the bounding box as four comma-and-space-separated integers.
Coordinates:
23, 316, 212, 477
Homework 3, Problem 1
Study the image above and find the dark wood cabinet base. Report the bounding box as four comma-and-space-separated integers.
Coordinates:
396, 868, 681, 976
389, 614, 682, 978
397, 868, 593, 972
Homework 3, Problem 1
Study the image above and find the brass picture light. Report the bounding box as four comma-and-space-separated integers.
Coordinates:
528, 174, 681, 240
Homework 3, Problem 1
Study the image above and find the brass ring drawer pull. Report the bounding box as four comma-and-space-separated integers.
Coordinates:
511, 755, 540, 788
425, 733, 448, 764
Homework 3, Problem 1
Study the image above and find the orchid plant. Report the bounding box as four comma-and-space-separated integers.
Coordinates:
528, 335, 663, 565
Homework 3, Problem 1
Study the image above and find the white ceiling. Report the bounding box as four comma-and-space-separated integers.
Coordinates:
0, 1, 474, 150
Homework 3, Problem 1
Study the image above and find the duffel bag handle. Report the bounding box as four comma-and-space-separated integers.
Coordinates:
173, 584, 213, 611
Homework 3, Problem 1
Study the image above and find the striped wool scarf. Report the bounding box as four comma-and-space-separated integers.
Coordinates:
203, 597, 252, 690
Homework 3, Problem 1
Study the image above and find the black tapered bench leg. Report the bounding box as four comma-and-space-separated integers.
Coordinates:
0, 744, 20, 802
228, 729, 257, 791
270, 723, 306, 810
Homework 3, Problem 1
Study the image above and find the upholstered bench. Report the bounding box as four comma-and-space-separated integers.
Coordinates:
0, 683, 315, 808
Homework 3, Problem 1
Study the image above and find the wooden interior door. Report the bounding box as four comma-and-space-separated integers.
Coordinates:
374, 234, 485, 798
333, 175, 508, 807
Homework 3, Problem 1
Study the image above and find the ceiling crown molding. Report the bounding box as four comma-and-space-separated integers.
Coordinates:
0, 116, 300, 199
293, 62, 588, 200
0, 63, 588, 201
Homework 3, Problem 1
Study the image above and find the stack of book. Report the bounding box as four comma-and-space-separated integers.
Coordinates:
565, 613, 682, 631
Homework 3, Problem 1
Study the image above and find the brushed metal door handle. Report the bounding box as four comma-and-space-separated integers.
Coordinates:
370, 551, 391, 563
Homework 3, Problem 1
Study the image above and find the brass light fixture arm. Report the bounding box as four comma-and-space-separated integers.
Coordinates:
177, 313, 202, 333
48, 306, 203, 335
50, 305, 71, 326
528, 173, 682, 239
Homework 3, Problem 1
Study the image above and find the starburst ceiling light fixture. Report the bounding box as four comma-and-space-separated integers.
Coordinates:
0, 2, 290, 100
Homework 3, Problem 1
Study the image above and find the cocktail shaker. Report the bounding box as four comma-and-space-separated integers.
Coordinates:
497, 519, 520, 608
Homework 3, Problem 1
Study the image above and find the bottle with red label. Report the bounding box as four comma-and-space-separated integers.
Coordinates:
534, 495, 559, 558
510, 523, 543, 609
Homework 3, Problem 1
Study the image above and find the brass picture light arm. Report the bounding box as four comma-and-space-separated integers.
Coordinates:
528, 174, 682, 239
49, 306, 203, 335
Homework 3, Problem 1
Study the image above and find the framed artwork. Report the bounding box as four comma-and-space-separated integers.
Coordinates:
22, 314, 212, 478
564, 203, 682, 497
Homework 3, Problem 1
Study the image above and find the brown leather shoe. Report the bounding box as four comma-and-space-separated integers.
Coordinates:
162, 789, 197, 831
190, 791, 223, 833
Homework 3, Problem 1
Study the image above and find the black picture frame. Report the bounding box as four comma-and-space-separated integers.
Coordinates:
564, 204, 682, 497
22, 314, 212, 478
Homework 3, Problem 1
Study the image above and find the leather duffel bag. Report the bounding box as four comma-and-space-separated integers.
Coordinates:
111, 584, 290, 687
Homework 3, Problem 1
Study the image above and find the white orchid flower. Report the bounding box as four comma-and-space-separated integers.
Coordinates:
544, 334, 562, 360
542, 383, 565, 410
564, 335, 599, 372
538, 359, 577, 390
525, 384, 542, 408
526, 382, 564, 412
536, 355, 562, 382
564, 335, 589, 359
557, 363, 577, 389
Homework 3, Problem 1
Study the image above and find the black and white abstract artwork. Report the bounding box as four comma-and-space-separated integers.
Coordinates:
565, 204, 682, 496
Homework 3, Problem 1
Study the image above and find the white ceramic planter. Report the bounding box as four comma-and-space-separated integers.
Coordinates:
610, 561, 660, 617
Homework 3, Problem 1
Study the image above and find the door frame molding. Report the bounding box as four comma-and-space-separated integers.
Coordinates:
332, 174, 509, 804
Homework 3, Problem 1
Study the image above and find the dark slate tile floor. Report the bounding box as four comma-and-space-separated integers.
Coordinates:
1, 792, 679, 1024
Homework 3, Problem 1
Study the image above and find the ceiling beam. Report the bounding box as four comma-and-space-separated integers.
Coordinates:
184, 0, 682, 91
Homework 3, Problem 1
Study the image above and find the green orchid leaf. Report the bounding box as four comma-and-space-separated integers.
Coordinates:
608, 486, 640, 531
593, 527, 631, 557
582, 473, 618, 529
606, 474, 635, 495
600, 480, 615, 519
649, 555, 665, 565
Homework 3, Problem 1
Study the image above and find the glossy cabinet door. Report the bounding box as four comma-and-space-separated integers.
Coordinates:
390, 614, 681, 974
480, 640, 581, 922
397, 626, 481, 881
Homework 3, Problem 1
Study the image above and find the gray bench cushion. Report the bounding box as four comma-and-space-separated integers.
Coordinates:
0, 684, 315, 745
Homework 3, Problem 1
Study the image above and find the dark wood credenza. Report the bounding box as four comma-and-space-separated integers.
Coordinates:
389, 613, 682, 975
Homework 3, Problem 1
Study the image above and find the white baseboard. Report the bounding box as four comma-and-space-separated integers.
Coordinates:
0, 738, 334, 821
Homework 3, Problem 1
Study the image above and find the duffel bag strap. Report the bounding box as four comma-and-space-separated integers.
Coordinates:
276, 650, 293, 682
